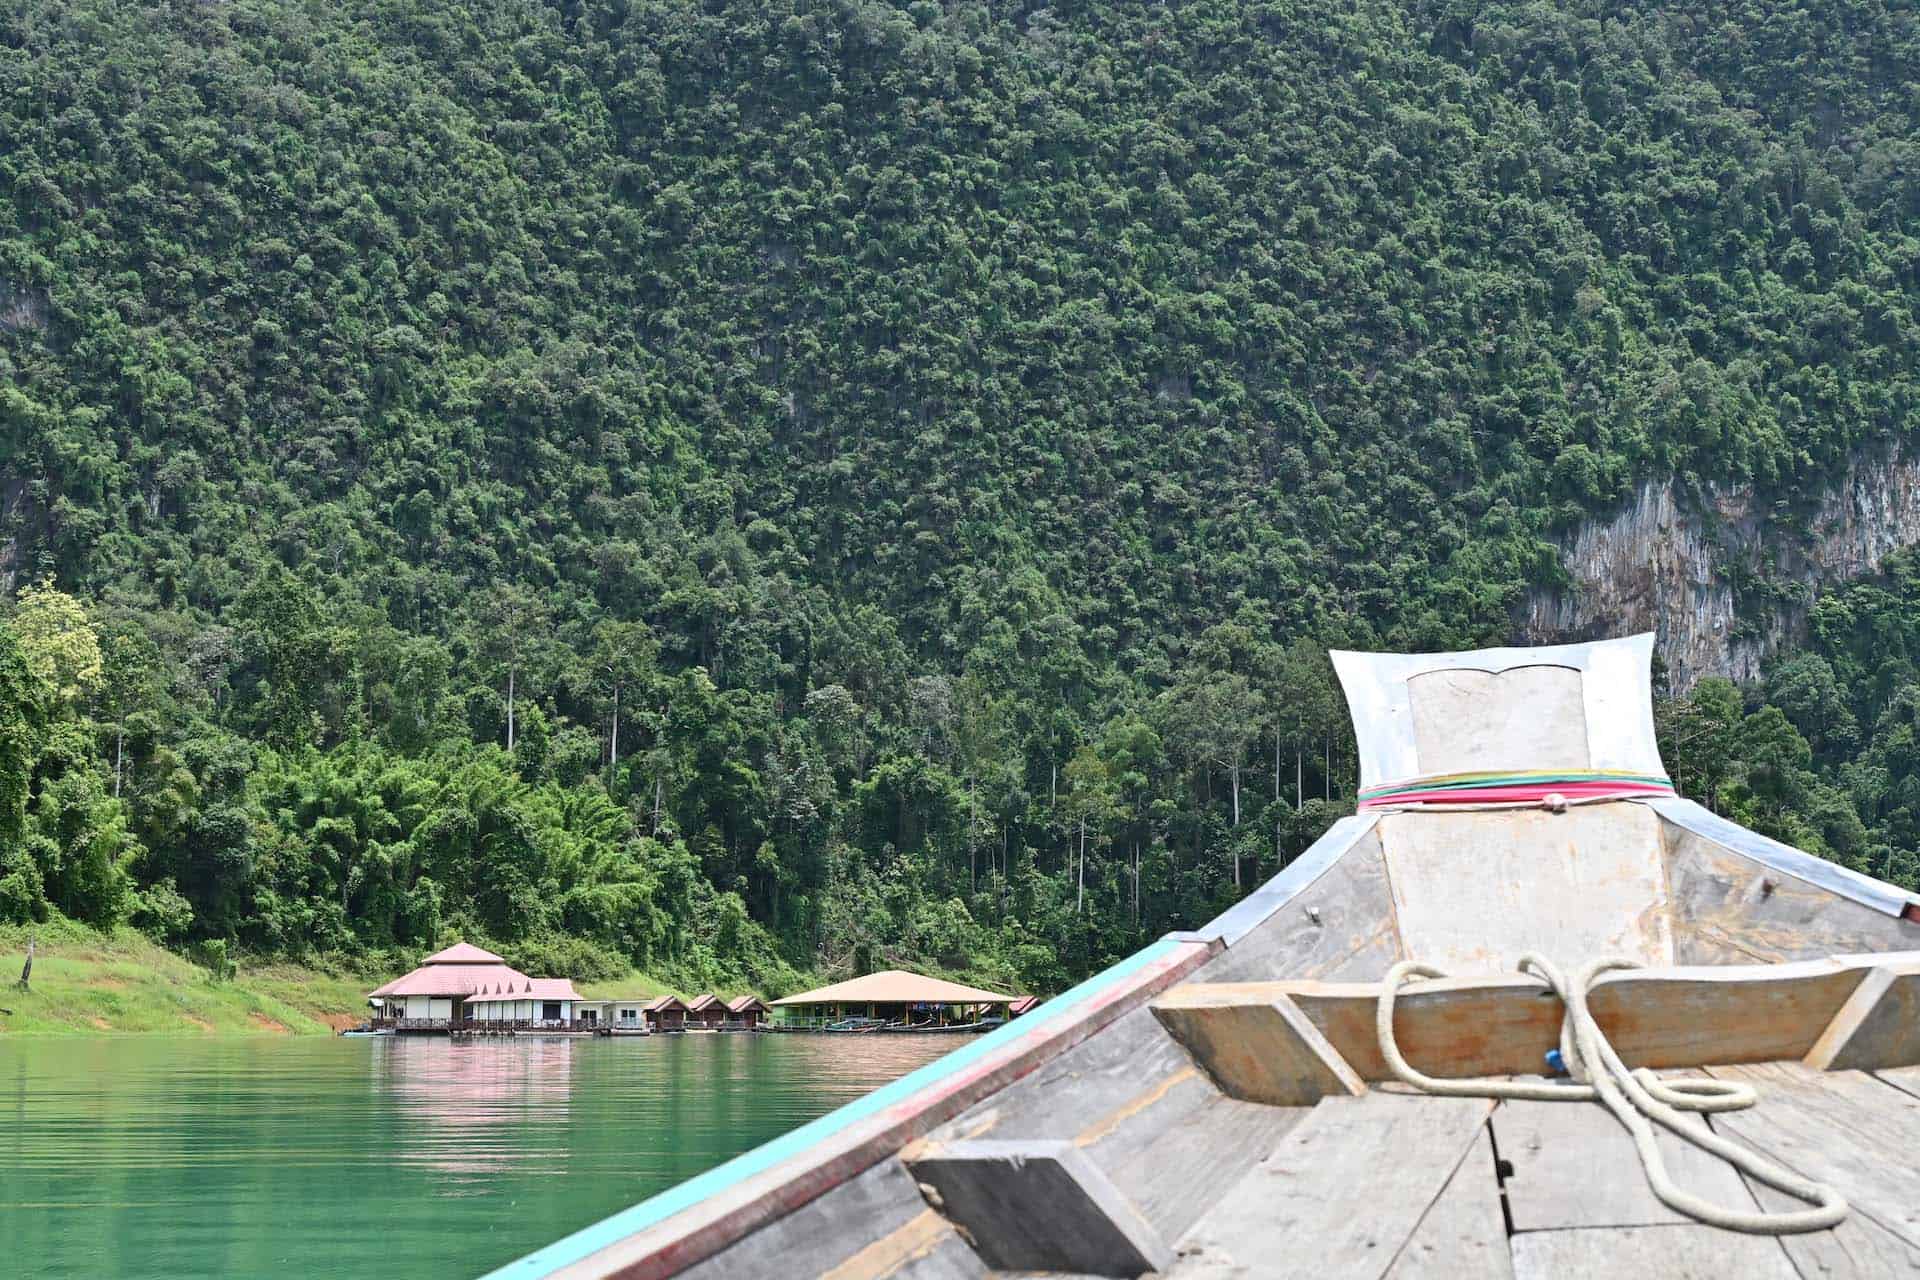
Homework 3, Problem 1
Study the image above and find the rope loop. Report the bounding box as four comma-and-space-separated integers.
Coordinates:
1376, 956, 1848, 1235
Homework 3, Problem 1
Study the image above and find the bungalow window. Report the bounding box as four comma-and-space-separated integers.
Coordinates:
542, 1002, 562, 1021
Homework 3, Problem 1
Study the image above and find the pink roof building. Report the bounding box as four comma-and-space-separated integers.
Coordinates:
367, 942, 577, 1005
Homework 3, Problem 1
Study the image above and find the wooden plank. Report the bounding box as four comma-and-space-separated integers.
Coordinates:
932, 999, 1305, 1247
1377, 805, 1673, 974
1152, 988, 1366, 1106
543, 937, 1215, 1280
1582, 962, 1873, 1067
1708, 1062, 1920, 1250
1101, 1094, 1308, 1246
1510, 1225, 1796, 1279
1664, 825, 1920, 964
1492, 1096, 1753, 1231
1878, 1065, 1920, 1102
680, 1158, 980, 1280
906, 1139, 1171, 1276
925, 1002, 1203, 1144
1160, 957, 1878, 1101
1384, 1127, 1512, 1280
1284, 975, 1562, 1081
817, 1210, 985, 1280
1169, 1093, 1492, 1280
1738, 1163, 1920, 1279
1805, 961, 1920, 1071
1195, 826, 1402, 984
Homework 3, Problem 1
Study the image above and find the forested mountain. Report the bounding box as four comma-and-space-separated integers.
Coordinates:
3, 0, 1919, 991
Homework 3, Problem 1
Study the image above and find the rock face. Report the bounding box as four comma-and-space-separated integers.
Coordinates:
1524, 446, 1920, 691
0, 278, 47, 331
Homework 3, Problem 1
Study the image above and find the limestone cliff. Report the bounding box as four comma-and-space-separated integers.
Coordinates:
1524, 446, 1920, 691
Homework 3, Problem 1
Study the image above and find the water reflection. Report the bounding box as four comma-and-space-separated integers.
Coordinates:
0, 1033, 960, 1279
373, 1037, 581, 1178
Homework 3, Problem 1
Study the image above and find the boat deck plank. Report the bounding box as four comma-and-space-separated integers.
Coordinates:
926, 1005, 1197, 1145
1492, 1093, 1754, 1231
1734, 1162, 1920, 1279
678, 1157, 983, 1280
1707, 1062, 1920, 1250
1168, 1091, 1492, 1280
819, 1209, 987, 1280
1383, 1126, 1511, 1280
1100, 1094, 1307, 1246
1509, 1225, 1797, 1279
1876, 1064, 1920, 1102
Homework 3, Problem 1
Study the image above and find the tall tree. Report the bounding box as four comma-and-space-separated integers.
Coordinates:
480, 586, 552, 756
591, 619, 658, 786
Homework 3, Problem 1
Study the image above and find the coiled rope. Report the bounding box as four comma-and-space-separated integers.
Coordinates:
1376, 955, 1848, 1235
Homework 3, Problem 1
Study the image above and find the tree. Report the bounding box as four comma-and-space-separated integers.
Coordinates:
480, 586, 552, 755
1157, 672, 1259, 889
1660, 678, 1745, 810
96, 623, 166, 798
0, 624, 45, 851
1272, 640, 1340, 808
1060, 742, 1120, 914
10, 580, 101, 707
591, 619, 658, 786
1766, 654, 1858, 761
236, 566, 337, 749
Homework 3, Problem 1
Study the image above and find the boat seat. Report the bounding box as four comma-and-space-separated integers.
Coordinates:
1151, 953, 1920, 1108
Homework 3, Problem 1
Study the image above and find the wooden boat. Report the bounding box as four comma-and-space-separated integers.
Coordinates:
488, 636, 1920, 1280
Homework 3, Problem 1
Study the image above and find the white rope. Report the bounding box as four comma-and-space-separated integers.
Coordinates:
1376, 955, 1848, 1235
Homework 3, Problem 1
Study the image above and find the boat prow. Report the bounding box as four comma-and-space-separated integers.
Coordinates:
490, 635, 1920, 1280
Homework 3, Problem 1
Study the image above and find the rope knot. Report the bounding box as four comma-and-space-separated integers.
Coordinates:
1376, 954, 1847, 1235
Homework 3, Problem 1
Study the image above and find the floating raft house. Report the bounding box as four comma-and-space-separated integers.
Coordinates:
490, 633, 1920, 1280
770, 970, 1017, 1028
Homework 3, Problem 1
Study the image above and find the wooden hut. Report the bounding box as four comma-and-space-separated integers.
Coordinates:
642, 994, 689, 1032
726, 995, 771, 1029
686, 993, 729, 1030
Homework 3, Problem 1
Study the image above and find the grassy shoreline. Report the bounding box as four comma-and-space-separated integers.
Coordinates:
0, 926, 757, 1036
0, 926, 374, 1036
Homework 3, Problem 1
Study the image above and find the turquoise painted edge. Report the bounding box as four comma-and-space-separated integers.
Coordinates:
484, 935, 1187, 1279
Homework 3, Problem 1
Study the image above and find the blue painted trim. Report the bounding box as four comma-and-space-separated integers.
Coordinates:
486, 935, 1189, 1278
1650, 796, 1920, 917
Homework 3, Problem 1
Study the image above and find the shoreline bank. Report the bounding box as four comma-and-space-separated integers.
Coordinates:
0, 928, 372, 1036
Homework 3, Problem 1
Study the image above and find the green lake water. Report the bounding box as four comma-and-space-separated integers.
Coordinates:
0, 1033, 961, 1278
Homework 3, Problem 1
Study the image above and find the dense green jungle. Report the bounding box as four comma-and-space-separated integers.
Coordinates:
4, 0, 1920, 995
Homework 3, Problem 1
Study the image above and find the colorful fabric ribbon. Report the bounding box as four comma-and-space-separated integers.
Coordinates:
1356, 768, 1676, 811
